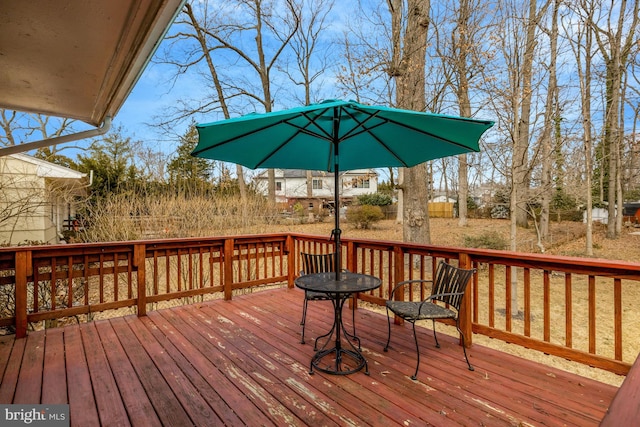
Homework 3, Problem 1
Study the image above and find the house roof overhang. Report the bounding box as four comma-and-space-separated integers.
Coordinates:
0, 0, 184, 128
9, 153, 86, 180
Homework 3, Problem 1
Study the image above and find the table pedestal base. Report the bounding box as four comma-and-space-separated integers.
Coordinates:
310, 347, 367, 375
309, 293, 369, 376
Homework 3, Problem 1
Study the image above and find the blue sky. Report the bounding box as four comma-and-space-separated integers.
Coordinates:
110, 0, 355, 156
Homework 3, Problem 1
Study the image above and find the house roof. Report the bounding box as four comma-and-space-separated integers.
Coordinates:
9, 153, 86, 180
0, 0, 184, 127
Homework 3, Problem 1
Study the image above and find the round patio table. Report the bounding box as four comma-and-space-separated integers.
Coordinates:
295, 271, 381, 375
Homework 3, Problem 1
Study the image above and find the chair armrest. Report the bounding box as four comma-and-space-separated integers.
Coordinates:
388, 279, 433, 300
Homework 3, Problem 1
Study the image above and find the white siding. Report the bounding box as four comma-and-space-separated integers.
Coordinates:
256, 169, 378, 201
0, 155, 85, 245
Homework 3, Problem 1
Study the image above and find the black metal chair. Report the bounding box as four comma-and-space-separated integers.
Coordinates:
299, 252, 356, 345
384, 260, 476, 380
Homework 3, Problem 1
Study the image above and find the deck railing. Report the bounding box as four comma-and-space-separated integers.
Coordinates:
1, 232, 639, 376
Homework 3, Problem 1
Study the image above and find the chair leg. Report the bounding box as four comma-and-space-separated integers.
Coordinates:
300, 298, 309, 344
383, 307, 392, 352
456, 321, 474, 371
411, 322, 420, 380
431, 319, 440, 348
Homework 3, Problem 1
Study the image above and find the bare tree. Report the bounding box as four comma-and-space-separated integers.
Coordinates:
538, 0, 561, 243
564, 0, 597, 255
159, 0, 300, 204
280, 0, 335, 106
179, 2, 248, 201
590, 0, 639, 238
388, 0, 431, 244
278, 0, 335, 202
436, 0, 494, 226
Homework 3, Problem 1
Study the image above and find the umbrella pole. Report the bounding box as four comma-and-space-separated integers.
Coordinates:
333, 109, 341, 280
333, 165, 341, 280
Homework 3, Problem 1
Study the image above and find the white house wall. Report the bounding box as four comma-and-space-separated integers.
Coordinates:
0, 154, 86, 245
254, 169, 378, 201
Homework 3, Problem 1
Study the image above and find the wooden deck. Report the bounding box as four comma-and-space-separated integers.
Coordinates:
0, 287, 617, 426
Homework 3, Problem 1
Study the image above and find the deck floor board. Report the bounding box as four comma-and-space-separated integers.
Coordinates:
0, 287, 619, 426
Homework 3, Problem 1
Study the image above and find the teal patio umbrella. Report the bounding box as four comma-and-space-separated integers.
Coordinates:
192, 99, 494, 278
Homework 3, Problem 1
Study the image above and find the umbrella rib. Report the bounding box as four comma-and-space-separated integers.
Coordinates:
283, 116, 333, 141
346, 105, 484, 154
255, 108, 336, 168
192, 120, 286, 158
339, 108, 410, 166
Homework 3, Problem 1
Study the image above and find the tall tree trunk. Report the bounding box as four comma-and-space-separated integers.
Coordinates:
591, 0, 639, 238
570, 0, 596, 255
513, 0, 541, 229
453, 0, 473, 227
388, 0, 431, 244
539, 0, 560, 242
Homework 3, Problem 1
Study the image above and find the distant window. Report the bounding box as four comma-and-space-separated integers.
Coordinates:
276, 181, 282, 191
312, 179, 323, 190
352, 178, 370, 188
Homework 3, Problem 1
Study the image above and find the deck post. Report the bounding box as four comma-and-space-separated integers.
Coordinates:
286, 235, 295, 288
224, 238, 234, 300
14, 250, 31, 338
134, 244, 147, 317
458, 253, 473, 347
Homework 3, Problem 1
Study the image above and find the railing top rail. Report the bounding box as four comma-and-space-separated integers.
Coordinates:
290, 233, 640, 277
2, 232, 639, 279
0, 233, 292, 254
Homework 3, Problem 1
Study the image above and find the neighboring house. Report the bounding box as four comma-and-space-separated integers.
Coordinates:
0, 154, 87, 245
254, 169, 378, 208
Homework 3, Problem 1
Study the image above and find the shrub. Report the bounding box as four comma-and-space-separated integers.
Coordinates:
357, 193, 392, 206
346, 205, 384, 229
463, 231, 507, 250
490, 204, 510, 219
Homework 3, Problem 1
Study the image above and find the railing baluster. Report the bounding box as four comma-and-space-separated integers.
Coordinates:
84, 255, 89, 307
165, 250, 170, 294
589, 275, 596, 354
51, 257, 57, 310
565, 273, 572, 348
127, 252, 133, 299
544, 270, 550, 342
506, 266, 512, 332
67, 256, 73, 309
489, 264, 495, 328
524, 267, 531, 337
113, 254, 119, 302
614, 278, 622, 360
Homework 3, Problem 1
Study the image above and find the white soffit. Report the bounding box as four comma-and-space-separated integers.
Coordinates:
0, 0, 184, 126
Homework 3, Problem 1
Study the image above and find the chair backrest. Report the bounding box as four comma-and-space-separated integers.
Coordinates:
300, 252, 336, 274
431, 261, 476, 310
